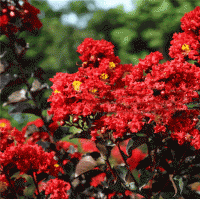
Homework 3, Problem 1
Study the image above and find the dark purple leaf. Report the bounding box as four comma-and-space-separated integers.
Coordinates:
24, 124, 40, 138
0, 74, 12, 93
8, 102, 41, 116
0, 59, 9, 74
53, 126, 70, 142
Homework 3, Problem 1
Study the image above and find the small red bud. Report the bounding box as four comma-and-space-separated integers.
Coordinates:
90, 55, 96, 62
10, 6, 15, 11
100, 127, 106, 134
10, 11, 15, 17
73, 116, 79, 123
2, 9, 7, 13
60, 121, 65, 126
161, 91, 165, 95
24, 10, 29, 14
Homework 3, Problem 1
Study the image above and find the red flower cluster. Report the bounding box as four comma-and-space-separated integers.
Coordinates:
0, 118, 25, 152
48, 26, 200, 149
0, 143, 62, 177
42, 178, 71, 199
170, 6, 200, 63
0, 0, 42, 37
181, 6, 200, 35
77, 38, 121, 64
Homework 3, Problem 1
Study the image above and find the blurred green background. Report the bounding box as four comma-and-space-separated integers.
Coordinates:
0, 0, 199, 131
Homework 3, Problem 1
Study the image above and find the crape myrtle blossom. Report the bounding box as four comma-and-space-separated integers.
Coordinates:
48, 34, 200, 149
169, 32, 200, 62
0, 119, 25, 152
181, 6, 200, 35
77, 38, 121, 64
0, 143, 63, 177
170, 6, 200, 62
41, 178, 71, 199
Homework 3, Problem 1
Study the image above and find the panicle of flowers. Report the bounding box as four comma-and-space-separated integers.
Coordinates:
181, 6, 200, 35
48, 30, 200, 148
169, 32, 200, 62
0, 119, 25, 152
0, 143, 62, 176
43, 178, 71, 199
77, 38, 120, 64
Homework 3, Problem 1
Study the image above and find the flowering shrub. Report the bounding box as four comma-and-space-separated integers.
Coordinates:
1, 0, 200, 198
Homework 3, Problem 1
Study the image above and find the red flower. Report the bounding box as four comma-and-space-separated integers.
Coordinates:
181, 6, 200, 34
0, 15, 9, 27
44, 178, 71, 199
169, 32, 200, 62
0, 119, 12, 130
21, 1, 43, 32
0, 143, 62, 176
77, 38, 120, 64
0, 120, 25, 152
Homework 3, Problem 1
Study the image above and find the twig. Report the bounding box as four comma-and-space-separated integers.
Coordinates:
32, 172, 41, 198
116, 142, 139, 188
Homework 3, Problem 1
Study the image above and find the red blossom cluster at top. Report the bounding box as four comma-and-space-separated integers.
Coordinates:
0, 0, 42, 37
169, 6, 200, 63
77, 38, 121, 64
48, 8, 200, 149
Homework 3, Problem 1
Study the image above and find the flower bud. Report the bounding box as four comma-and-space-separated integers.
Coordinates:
10, 11, 15, 17
73, 116, 79, 123
2, 9, 7, 13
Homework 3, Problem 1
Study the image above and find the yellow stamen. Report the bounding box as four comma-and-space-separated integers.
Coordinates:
72, 81, 82, 91
100, 73, 109, 80
182, 44, 190, 52
109, 62, 116, 69
0, 123, 6, 128
54, 164, 59, 168
90, 88, 97, 93
54, 89, 61, 94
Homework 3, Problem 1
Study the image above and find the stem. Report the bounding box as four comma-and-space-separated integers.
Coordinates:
32, 172, 41, 198
105, 158, 117, 181
154, 147, 188, 197
117, 142, 139, 188
4, 170, 19, 199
